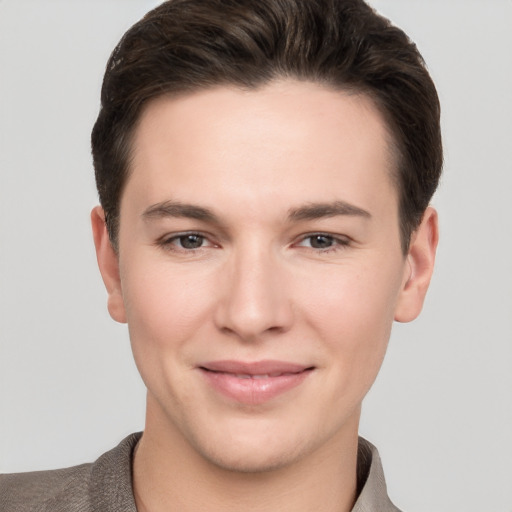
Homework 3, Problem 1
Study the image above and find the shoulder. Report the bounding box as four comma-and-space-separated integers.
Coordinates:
0, 463, 93, 512
0, 433, 141, 512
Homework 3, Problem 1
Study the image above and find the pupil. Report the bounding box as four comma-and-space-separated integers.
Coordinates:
311, 235, 332, 249
181, 235, 203, 249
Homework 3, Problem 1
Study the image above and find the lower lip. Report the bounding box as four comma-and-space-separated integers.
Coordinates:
200, 369, 312, 405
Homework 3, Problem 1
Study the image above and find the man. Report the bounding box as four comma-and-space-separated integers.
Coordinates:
0, 0, 441, 510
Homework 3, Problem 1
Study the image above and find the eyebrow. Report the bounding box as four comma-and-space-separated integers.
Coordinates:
287, 201, 371, 221
142, 201, 220, 223
142, 199, 371, 224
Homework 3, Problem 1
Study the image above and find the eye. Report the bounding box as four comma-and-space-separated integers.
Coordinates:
158, 232, 213, 251
296, 233, 350, 251
176, 234, 206, 249
307, 234, 336, 249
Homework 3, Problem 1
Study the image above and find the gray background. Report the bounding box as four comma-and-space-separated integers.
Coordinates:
1, 1, 511, 511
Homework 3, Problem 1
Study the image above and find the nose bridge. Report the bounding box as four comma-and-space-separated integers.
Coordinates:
215, 238, 292, 339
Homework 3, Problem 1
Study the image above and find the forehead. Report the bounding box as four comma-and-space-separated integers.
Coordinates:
124, 80, 397, 217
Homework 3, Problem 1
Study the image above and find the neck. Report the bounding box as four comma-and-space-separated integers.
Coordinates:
133, 400, 360, 512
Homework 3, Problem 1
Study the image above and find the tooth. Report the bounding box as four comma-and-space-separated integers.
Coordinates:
236, 374, 252, 379
253, 374, 270, 379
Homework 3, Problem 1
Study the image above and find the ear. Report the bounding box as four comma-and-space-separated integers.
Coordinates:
91, 206, 127, 323
394, 206, 439, 323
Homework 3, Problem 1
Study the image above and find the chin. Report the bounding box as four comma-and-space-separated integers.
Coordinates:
198, 440, 304, 474
186, 418, 323, 475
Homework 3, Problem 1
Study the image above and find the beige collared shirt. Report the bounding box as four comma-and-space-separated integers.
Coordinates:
0, 433, 402, 511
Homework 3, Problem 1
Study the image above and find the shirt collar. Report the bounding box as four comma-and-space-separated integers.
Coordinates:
352, 437, 402, 512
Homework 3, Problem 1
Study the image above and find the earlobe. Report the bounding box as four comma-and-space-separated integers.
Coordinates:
91, 206, 127, 324
394, 207, 439, 323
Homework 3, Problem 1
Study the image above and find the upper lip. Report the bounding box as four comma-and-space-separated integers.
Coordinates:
199, 360, 313, 376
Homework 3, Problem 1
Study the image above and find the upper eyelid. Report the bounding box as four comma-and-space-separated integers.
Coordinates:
294, 232, 351, 243
158, 230, 211, 241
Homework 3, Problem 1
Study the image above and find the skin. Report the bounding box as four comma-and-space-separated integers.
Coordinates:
92, 80, 438, 512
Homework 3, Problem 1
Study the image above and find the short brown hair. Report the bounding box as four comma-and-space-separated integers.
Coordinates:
92, 0, 442, 252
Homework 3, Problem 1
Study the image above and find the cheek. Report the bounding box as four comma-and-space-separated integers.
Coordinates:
120, 258, 215, 371
300, 262, 403, 382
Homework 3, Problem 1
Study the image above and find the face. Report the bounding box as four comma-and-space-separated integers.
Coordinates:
93, 80, 437, 473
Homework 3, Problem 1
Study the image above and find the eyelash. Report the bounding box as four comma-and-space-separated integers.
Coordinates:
295, 233, 351, 253
157, 232, 213, 252
156, 232, 351, 254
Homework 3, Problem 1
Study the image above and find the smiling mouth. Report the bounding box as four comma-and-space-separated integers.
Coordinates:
198, 361, 314, 404
202, 371, 306, 379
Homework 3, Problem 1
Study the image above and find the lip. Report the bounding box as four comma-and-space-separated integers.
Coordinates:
198, 360, 314, 405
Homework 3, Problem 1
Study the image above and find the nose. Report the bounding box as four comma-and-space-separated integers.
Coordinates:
214, 244, 294, 341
